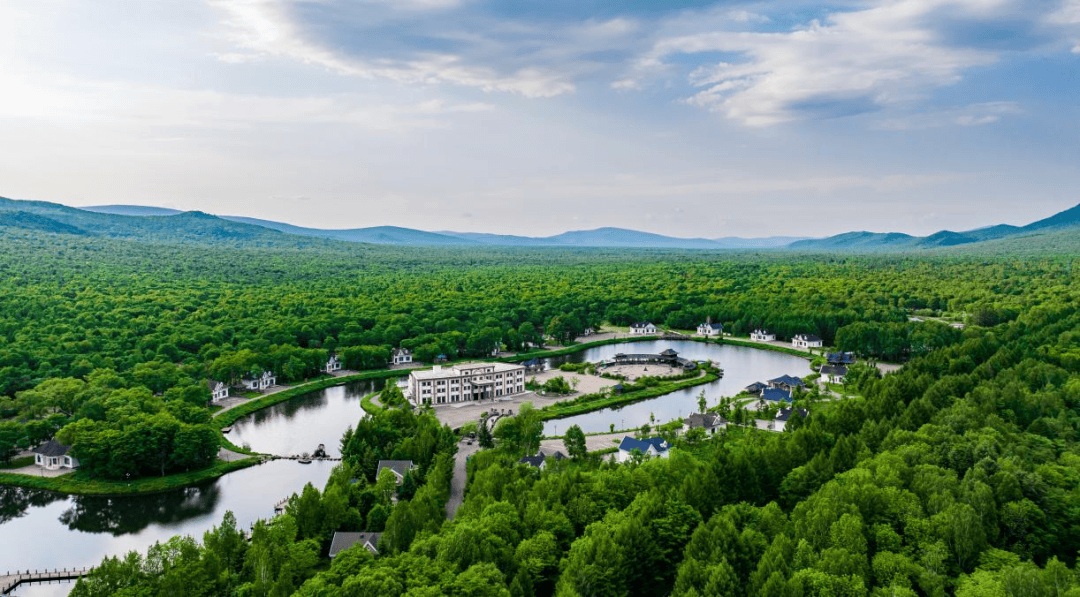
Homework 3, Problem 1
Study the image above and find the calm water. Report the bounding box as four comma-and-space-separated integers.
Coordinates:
1, 460, 335, 597
228, 378, 385, 457
541, 340, 812, 434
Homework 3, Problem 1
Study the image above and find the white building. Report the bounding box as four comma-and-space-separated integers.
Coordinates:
792, 334, 823, 349
820, 365, 848, 384
392, 348, 413, 365
773, 407, 808, 432
324, 354, 342, 373
616, 436, 671, 462
697, 322, 724, 337
629, 322, 657, 335
683, 412, 727, 434
750, 329, 776, 342
407, 362, 527, 406
33, 440, 79, 470
208, 380, 229, 402
241, 371, 276, 391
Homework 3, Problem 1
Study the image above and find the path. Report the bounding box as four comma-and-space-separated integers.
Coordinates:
446, 439, 479, 520
1, 568, 90, 594
212, 384, 292, 419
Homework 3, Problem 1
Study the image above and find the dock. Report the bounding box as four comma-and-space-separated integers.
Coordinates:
1, 568, 91, 594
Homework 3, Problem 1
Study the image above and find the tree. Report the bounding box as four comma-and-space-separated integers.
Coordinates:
563, 425, 587, 459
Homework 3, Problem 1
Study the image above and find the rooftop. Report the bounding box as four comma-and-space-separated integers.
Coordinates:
33, 439, 72, 457
376, 460, 414, 478
410, 361, 524, 380
329, 532, 382, 558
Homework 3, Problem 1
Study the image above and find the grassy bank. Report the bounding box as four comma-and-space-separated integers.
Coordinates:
497, 335, 662, 362
538, 366, 720, 421
0, 456, 260, 496
718, 337, 814, 358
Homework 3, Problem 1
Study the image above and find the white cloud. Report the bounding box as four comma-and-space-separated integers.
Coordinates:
874, 101, 1022, 129
208, 0, 575, 98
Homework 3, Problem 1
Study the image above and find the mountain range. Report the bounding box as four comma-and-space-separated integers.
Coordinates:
0, 196, 1077, 251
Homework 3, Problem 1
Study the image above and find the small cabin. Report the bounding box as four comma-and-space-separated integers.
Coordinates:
697, 322, 724, 337
750, 329, 776, 342
208, 380, 229, 402
242, 371, 276, 391
617, 436, 670, 462
629, 322, 657, 335
792, 334, 823, 349
324, 354, 342, 373
392, 348, 413, 365
33, 439, 79, 470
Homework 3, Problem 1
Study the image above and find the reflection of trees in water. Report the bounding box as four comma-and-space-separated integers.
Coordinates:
59, 482, 222, 536
0, 485, 67, 525
242, 378, 384, 426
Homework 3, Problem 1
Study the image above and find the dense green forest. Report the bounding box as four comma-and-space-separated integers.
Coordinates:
2, 223, 1080, 596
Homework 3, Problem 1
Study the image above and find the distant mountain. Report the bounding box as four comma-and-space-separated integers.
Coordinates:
711, 236, 811, 249
83, 205, 183, 217
0, 210, 88, 236
544, 227, 721, 249
221, 216, 478, 246
435, 231, 562, 246
790, 202, 1080, 251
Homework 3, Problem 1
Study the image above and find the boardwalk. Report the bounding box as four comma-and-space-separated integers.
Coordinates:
1, 568, 91, 594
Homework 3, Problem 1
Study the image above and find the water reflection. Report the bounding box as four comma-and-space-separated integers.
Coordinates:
58, 484, 221, 535
0, 486, 66, 525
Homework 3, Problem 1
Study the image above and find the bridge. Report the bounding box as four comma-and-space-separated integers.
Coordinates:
1, 568, 91, 594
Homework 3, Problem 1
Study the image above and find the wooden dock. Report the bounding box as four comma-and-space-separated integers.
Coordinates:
1, 568, 91, 594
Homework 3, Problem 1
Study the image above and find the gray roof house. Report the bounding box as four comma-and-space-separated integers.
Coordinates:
329, 532, 382, 558
820, 364, 848, 383
683, 412, 727, 434
376, 460, 415, 485
33, 439, 79, 470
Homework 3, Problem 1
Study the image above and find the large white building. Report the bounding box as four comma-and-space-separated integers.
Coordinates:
407, 362, 526, 406
792, 334, 823, 349
629, 322, 657, 335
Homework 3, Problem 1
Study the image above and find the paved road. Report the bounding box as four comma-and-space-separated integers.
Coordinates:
446, 439, 480, 520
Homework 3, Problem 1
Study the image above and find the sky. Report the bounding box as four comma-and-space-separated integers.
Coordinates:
0, 0, 1078, 238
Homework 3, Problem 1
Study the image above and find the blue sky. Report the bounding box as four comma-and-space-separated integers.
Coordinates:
0, 0, 1078, 237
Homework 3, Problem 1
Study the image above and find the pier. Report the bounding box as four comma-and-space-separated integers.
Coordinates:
2, 568, 91, 594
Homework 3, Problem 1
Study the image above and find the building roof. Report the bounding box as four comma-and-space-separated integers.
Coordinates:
699, 322, 724, 330
376, 460, 414, 478
768, 374, 806, 388
744, 381, 766, 393
392, 347, 411, 356
33, 439, 72, 457
618, 436, 670, 454
775, 408, 809, 422
410, 361, 524, 381
820, 365, 848, 377
630, 322, 654, 329
684, 412, 727, 429
522, 358, 541, 367
518, 453, 546, 468
794, 334, 822, 342
329, 532, 382, 558
826, 352, 857, 364
660, 348, 679, 357
761, 388, 793, 403
208, 380, 226, 391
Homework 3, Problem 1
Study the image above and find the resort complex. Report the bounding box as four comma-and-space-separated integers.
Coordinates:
406, 362, 527, 406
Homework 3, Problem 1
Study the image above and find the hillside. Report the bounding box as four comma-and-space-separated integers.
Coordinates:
222, 216, 479, 245
83, 205, 184, 216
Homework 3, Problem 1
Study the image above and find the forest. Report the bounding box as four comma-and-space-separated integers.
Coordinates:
1, 223, 1080, 596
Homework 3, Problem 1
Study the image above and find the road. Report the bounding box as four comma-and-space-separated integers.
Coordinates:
446, 439, 480, 520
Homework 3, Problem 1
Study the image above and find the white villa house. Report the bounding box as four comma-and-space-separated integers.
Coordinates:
697, 321, 724, 337
242, 371, 276, 391
407, 362, 526, 406
821, 364, 848, 384
792, 334, 823, 349
630, 322, 657, 335
208, 380, 229, 402
773, 407, 808, 432
750, 329, 776, 342
391, 348, 413, 365
683, 412, 727, 434
617, 436, 671, 462
33, 439, 79, 470
324, 354, 342, 373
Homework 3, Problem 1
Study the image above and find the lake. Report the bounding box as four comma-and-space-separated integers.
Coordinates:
541, 340, 812, 434
1, 460, 335, 597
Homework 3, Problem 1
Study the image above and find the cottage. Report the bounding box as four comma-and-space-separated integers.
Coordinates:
518, 450, 566, 469
617, 436, 671, 462
750, 329, 776, 342
208, 380, 229, 402
767, 374, 806, 392
820, 364, 848, 384
683, 412, 727, 434
376, 460, 415, 485
241, 371, 276, 391
391, 348, 413, 365
324, 354, 342, 373
581, 327, 595, 336
407, 362, 527, 406
329, 532, 382, 558
629, 322, 657, 335
791, 334, 823, 349
697, 320, 724, 337
761, 387, 793, 403
774, 407, 809, 432
33, 439, 79, 470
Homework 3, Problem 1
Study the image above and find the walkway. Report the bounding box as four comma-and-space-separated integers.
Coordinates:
446, 439, 479, 520
1, 568, 90, 594
212, 384, 292, 419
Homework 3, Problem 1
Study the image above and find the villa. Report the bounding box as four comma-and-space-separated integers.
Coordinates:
750, 329, 776, 342
774, 407, 809, 432
761, 387, 793, 403
407, 362, 526, 406
617, 436, 671, 462
33, 439, 79, 470
376, 460, 415, 485
792, 334, 823, 349
696, 320, 724, 337
768, 374, 806, 392
208, 380, 229, 402
683, 412, 727, 434
391, 348, 413, 365
324, 354, 342, 373
241, 371, 276, 391
329, 532, 382, 558
629, 322, 657, 335
821, 364, 848, 384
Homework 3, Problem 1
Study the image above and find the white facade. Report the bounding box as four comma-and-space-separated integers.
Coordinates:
324, 355, 342, 373
407, 362, 527, 406
697, 323, 723, 337
750, 329, 776, 342
629, 322, 657, 335
209, 381, 229, 402
242, 371, 276, 391
35, 453, 78, 470
392, 348, 413, 365
792, 334, 823, 349
616, 441, 671, 463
